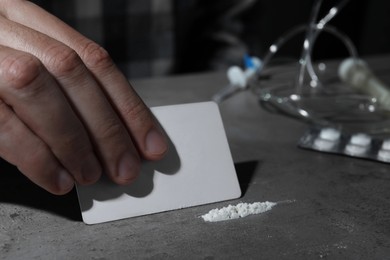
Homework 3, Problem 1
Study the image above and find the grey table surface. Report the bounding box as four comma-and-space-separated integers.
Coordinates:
1, 55, 390, 259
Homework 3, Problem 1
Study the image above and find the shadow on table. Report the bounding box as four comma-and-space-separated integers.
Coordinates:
234, 160, 261, 196
78, 138, 180, 212
0, 159, 82, 222
0, 137, 180, 222
1, 156, 256, 222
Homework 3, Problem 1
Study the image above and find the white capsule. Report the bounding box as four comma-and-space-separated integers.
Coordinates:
378, 149, 390, 162
381, 139, 390, 150
349, 133, 371, 147
319, 128, 341, 141
314, 138, 337, 151
345, 143, 368, 156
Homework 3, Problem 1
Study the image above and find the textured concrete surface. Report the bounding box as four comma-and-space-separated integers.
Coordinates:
1, 56, 390, 259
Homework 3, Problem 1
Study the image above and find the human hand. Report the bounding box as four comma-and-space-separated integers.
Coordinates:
0, 0, 168, 195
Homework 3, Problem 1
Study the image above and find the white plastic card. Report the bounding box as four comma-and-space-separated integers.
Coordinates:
76, 102, 241, 224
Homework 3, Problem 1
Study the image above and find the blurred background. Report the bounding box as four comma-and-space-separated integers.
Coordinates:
31, 0, 390, 79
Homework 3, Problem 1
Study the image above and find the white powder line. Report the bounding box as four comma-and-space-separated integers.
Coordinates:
201, 201, 277, 222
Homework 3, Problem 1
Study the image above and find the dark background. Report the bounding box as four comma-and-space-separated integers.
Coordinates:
30, 0, 390, 75
175, 0, 390, 72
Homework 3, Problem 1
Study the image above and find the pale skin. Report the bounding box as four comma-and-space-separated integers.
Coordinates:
0, 0, 168, 195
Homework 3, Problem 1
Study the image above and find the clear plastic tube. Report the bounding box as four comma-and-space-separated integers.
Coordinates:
295, 0, 351, 95
247, 0, 390, 135
213, 0, 356, 104
253, 0, 353, 92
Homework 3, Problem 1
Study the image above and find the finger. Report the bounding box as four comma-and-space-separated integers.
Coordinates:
0, 45, 103, 185
0, 14, 142, 184
0, 98, 74, 195
2, 0, 169, 161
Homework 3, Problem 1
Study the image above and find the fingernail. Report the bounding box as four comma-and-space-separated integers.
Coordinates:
145, 128, 168, 156
118, 152, 140, 184
82, 154, 102, 183
58, 169, 74, 193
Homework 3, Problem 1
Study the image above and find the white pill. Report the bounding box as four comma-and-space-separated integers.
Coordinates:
345, 144, 368, 156
319, 128, 341, 141
381, 139, 390, 150
349, 133, 371, 147
378, 149, 390, 162
314, 139, 337, 151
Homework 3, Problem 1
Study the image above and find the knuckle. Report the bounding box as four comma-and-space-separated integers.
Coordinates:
79, 41, 113, 70
0, 53, 42, 89
45, 44, 82, 76
96, 118, 126, 142
121, 98, 150, 122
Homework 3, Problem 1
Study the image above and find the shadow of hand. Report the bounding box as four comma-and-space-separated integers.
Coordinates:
78, 137, 181, 211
